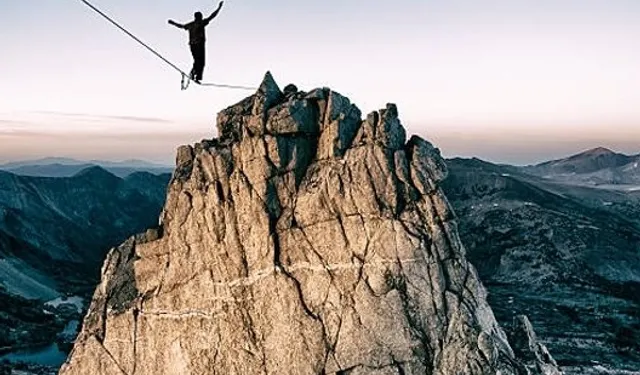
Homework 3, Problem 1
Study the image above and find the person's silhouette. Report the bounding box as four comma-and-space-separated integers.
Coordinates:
168, 2, 224, 83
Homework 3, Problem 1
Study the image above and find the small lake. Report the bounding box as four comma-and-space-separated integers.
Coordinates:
0, 320, 78, 367
0, 342, 67, 367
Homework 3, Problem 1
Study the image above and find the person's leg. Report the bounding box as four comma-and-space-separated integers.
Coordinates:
195, 43, 206, 81
190, 44, 198, 80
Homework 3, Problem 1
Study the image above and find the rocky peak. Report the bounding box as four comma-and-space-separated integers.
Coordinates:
580, 147, 615, 157
72, 165, 120, 185
60, 72, 561, 375
527, 146, 633, 176
508, 316, 561, 375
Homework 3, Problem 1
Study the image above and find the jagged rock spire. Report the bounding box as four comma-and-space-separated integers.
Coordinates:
60, 73, 562, 375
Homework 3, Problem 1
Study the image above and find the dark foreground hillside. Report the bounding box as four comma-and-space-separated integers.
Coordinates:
0, 167, 170, 372
443, 157, 640, 374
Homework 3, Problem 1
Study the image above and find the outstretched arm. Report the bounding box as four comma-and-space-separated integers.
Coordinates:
206, 1, 224, 22
167, 19, 185, 29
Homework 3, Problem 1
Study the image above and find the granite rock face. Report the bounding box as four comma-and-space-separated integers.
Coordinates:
60, 72, 561, 375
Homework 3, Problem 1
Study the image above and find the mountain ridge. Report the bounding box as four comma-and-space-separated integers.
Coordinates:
0, 157, 171, 169
0, 166, 171, 297
0, 165, 172, 367
521, 147, 640, 186
442, 156, 640, 373
525, 147, 637, 176
0, 158, 173, 178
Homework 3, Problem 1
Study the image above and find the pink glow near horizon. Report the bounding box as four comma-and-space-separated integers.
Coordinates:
0, 0, 639, 164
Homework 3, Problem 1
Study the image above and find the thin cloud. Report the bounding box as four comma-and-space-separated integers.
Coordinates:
0, 130, 209, 165
0, 129, 208, 140
28, 111, 174, 124
105, 115, 174, 124
0, 119, 33, 127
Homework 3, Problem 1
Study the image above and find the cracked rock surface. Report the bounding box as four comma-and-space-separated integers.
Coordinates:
60, 72, 561, 375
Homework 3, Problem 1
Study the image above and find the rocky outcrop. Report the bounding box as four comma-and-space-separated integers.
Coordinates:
60, 72, 561, 375
508, 316, 561, 375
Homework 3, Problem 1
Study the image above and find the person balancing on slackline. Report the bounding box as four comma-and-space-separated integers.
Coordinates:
168, 1, 224, 83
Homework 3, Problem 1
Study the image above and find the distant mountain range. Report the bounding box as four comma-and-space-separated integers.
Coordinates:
442, 147, 640, 373
523, 147, 640, 186
0, 158, 173, 178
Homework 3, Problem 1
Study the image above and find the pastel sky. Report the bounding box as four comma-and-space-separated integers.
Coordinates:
1, 0, 639, 165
